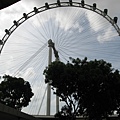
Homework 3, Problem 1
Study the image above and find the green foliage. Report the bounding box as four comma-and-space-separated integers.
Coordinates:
44, 57, 120, 120
0, 75, 34, 110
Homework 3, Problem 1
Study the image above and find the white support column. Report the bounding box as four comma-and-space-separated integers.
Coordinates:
47, 39, 59, 115
55, 57, 59, 113
56, 87, 59, 113
46, 39, 53, 116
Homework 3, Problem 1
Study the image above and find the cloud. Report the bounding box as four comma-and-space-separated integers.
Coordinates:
25, 0, 120, 18
22, 67, 36, 80
1, 0, 120, 39
55, 9, 75, 31
0, 2, 26, 38
86, 10, 105, 32
97, 26, 118, 43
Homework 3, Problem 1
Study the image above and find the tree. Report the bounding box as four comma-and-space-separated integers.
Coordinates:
0, 75, 34, 110
43, 57, 120, 120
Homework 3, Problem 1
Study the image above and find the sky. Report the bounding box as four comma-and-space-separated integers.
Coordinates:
0, 0, 120, 116
0, 0, 120, 38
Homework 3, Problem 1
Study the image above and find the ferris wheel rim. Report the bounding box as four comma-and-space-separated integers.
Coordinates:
0, 1, 120, 54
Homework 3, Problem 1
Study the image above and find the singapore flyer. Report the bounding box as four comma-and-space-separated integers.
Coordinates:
0, 0, 120, 115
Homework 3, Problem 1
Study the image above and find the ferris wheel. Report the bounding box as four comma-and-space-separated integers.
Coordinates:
0, 0, 120, 115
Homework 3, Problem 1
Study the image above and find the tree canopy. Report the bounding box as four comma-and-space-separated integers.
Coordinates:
44, 57, 120, 120
0, 75, 34, 110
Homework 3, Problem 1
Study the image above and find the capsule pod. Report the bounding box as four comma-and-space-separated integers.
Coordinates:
69, 0, 72, 6
0, 40, 3, 45
45, 2, 49, 9
57, 0, 61, 6
13, 20, 18, 26
5, 29, 10, 35
23, 13, 27, 19
93, 3, 96, 11
104, 9, 108, 16
114, 17, 118, 24
34, 7, 38, 13
81, 0, 85, 7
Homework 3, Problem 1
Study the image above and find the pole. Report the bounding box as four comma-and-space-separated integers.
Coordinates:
46, 39, 53, 115
47, 39, 59, 115
56, 76, 59, 113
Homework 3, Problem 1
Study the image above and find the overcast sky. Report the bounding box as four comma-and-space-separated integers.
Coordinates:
0, 0, 120, 38
0, 0, 120, 115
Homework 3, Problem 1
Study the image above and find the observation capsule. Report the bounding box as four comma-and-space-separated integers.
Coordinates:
5, 29, 10, 35
34, 7, 38, 13
23, 13, 27, 19
104, 9, 108, 16
0, 40, 3, 45
45, 3, 49, 9
81, 0, 85, 7
13, 20, 18, 26
57, 0, 61, 6
93, 3, 96, 11
114, 17, 118, 24
69, 0, 72, 6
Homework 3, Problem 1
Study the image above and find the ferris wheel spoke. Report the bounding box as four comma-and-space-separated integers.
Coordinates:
13, 42, 47, 76
36, 15, 49, 40
27, 18, 48, 43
